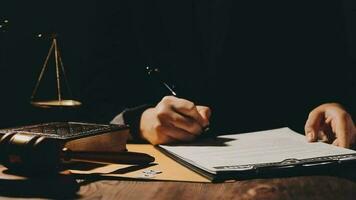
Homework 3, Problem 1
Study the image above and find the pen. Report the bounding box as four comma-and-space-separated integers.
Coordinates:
145, 66, 210, 133
62, 149, 155, 165
146, 66, 177, 96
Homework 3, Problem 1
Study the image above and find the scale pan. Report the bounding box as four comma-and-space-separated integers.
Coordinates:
31, 100, 82, 108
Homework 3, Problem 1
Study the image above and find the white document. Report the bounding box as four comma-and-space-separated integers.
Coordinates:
159, 128, 356, 174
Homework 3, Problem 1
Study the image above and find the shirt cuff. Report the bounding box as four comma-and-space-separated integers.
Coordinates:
110, 104, 153, 141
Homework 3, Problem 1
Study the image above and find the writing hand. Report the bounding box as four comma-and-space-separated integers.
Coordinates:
305, 103, 356, 148
139, 96, 211, 145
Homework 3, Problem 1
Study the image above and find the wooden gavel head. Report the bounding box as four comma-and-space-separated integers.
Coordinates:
0, 131, 155, 174
0, 132, 61, 173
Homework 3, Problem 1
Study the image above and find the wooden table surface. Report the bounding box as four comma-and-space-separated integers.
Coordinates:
76, 146, 356, 200
76, 175, 356, 200
1, 167, 356, 200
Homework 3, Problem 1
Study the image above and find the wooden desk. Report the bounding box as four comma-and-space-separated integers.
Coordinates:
1, 143, 356, 200
1, 165, 355, 199
76, 174, 356, 200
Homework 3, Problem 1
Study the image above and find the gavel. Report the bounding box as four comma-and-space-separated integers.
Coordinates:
0, 132, 154, 173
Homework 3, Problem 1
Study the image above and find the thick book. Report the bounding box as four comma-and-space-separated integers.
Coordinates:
0, 122, 130, 152
158, 127, 356, 182
0, 122, 157, 177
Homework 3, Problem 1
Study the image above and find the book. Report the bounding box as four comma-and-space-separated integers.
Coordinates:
0, 122, 130, 152
0, 122, 158, 175
158, 127, 356, 181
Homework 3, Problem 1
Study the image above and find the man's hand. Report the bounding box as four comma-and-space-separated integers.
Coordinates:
139, 96, 211, 145
305, 103, 356, 148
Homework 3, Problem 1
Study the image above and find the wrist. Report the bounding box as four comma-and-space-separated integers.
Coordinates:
118, 104, 153, 141
139, 108, 156, 141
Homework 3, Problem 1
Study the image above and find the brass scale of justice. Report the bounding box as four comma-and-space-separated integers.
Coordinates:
30, 34, 82, 108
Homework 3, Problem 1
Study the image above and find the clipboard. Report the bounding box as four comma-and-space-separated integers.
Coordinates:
157, 128, 356, 182
158, 146, 356, 182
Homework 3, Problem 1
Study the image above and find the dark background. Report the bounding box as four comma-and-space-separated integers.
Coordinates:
0, 0, 97, 127
0, 0, 356, 132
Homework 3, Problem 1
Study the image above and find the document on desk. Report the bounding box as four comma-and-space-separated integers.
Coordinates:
158, 127, 356, 180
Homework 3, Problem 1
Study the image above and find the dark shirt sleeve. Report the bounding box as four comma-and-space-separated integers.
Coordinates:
111, 104, 153, 141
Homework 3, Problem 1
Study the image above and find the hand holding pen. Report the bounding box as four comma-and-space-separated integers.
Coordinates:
138, 66, 211, 145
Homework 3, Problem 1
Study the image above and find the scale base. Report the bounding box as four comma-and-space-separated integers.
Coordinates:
31, 100, 82, 108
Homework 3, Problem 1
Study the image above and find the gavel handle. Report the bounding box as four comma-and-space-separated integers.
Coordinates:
61, 149, 155, 165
